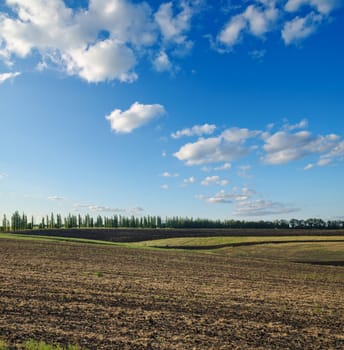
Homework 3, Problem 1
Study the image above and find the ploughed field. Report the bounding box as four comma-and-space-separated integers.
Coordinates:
0, 237, 343, 349
13, 227, 344, 242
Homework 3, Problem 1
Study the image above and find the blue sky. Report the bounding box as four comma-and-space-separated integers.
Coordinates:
0, 0, 343, 220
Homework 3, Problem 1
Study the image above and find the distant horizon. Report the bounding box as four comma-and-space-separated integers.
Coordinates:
3, 210, 344, 232
1, 0, 343, 221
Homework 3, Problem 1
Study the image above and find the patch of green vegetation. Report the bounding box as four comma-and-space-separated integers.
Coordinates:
136, 235, 344, 248
24, 340, 80, 350
0, 339, 8, 350
1, 233, 343, 266
222, 242, 344, 263
0, 339, 80, 350
95, 271, 104, 277
0, 232, 165, 252
0, 232, 122, 247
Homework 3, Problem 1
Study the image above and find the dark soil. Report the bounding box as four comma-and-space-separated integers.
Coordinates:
0, 239, 343, 349
11, 228, 344, 242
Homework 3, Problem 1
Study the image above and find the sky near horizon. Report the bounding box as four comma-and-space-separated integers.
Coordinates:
0, 0, 343, 221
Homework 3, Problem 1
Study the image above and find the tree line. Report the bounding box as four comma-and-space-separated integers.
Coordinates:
1, 211, 343, 232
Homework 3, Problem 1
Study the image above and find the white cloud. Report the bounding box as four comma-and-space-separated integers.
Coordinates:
218, 15, 246, 47
324, 140, 344, 159
153, 50, 172, 72
74, 203, 143, 213
160, 184, 169, 190
0, 0, 158, 82
282, 12, 323, 45
201, 166, 212, 172
171, 123, 216, 139
161, 171, 179, 177
197, 187, 255, 204
244, 2, 279, 37
0, 71, 21, 84
218, 1, 279, 48
233, 199, 300, 216
304, 142, 344, 169
285, 0, 340, 14
237, 165, 252, 178
183, 176, 196, 184
304, 163, 314, 170
0, 0, 342, 78
249, 49, 266, 60
0, 172, 8, 180
214, 162, 232, 171
48, 195, 64, 201
174, 127, 259, 165
155, 1, 194, 46
317, 158, 332, 166
201, 163, 232, 172
175, 137, 222, 165
106, 101, 166, 133
65, 40, 137, 83
262, 130, 340, 164
131, 206, 145, 214
282, 118, 308, 131
173, 121, 343, 169
201, 175, 229, 186
217, 0, 342, 50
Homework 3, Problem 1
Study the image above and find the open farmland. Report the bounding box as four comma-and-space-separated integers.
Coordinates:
0, 235, 343, 349
12, 228, 344, 242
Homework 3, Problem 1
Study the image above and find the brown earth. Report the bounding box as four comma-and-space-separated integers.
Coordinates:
0, 239, 343, 349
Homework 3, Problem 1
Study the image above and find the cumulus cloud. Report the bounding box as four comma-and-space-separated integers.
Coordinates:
174, 127, 260, 165
201, 176, 229, 186
218, 0, 279, 48
74, 203, 144, 214
237, 165, 252, 178
171, 123, 216, 139
285, 0, 340, 14
282, 12, 323, 45
262, 130, 340, 164
304, 140, 344, 169
161, 171, 179, 177
282, 118, 308, 131
0, 0, 156, 82
0, 0, 342, 77
0, 72, 21, 84
155, 1, 194, 46
304, 163, 314, 170
173, 120, 343, 169
106, 101, 166, 133
233, 199, 300, 216
218, 15, 246, 47
153, 50, 172, 72
201, 163, 231, 172
183, 176, 196, 184
197, 187, 255, 204
249, 49, 266, 61
216, 0, 342, 50
65, 39, 137, 83
214, 163, 232, 171
323, 140, 344, 159
197, 185, 299, 217
0, 0, 201, 82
